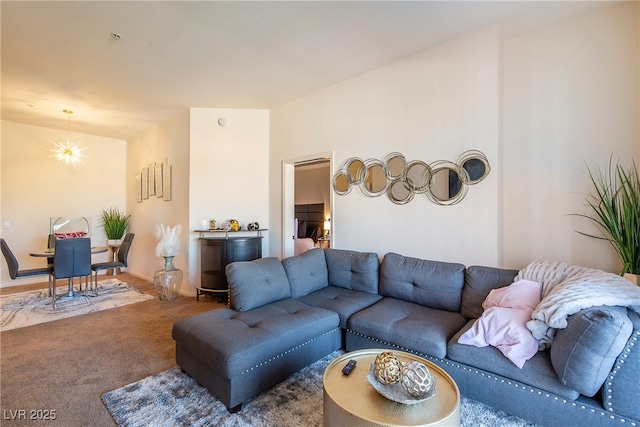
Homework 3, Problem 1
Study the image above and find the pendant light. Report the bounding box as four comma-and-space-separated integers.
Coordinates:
51, 109, 85, 165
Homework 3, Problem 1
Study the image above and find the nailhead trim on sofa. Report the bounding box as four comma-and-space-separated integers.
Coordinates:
603, 330, 639, 413
346, 329, 638, 426
241, 328, 340, 375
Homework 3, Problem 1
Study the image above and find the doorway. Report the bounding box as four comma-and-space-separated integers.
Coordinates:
282, 152, 333, 258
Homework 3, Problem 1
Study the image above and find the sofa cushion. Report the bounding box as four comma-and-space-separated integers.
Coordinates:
282, 248, 328, 298
461, 265, 519, 318
172, 299, 339, 378
348, 297, 467, 359
299, 286, 382, 329
448, 320, 580, 400
226, 257, 291, 311
379, 252, 465, 312
324, 249, 379, 294
550, 305, 633, 397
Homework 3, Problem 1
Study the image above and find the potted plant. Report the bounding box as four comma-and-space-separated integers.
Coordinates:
101, 208, 131, 245
575, 156, 640, 284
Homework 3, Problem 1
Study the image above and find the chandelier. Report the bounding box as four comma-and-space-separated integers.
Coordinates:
51, 109, 85, 165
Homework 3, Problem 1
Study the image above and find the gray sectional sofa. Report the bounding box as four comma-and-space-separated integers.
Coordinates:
172, 248, 640, 426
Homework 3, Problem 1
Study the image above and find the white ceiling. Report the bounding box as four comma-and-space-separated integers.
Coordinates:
1, 1, 619, 140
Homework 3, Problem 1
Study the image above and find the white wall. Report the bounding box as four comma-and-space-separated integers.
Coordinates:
270, 28, 501, 267
270, 3, 639, 273
108, 108, 270, 297
188, 108, 270, 294
502, 2, 639, 273
0, 120, 126, 286
126, 110, 191, 287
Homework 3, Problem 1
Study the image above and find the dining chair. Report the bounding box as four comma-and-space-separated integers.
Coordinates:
46, 233, 55, 268
51, 237, 91, 309
1, 238, 53, 292
90, 232, 135, 295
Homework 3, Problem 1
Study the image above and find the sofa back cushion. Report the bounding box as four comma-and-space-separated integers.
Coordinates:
461, 265, 519, 318
379, 252, 465, 312
324, 249, 379, 294
226, 257, 291, 311
282, 248, 328, 298
550, 305, 633, 397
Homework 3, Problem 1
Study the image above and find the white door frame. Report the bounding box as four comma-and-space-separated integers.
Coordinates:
281, 151, 334, 259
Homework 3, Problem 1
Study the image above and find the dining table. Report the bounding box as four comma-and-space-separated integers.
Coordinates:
30, 245, 108, 297
29, 246, 108, 258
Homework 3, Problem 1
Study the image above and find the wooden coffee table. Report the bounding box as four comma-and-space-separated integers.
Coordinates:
323, 349, 460, 426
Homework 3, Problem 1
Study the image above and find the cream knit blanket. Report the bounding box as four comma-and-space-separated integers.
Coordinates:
516, 260, 640, 349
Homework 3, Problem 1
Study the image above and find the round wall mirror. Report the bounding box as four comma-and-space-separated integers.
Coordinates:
457, 150, 490, 184
402, 161, 430, 193
388, 179, 414, 205
362, 161, 388, 197
462, 158, 487, 183
427, 163, 469, 205
333, 172, 352, 195
384, 153, 406, 179
346, 158, 366, 185
430, 168, 459, 201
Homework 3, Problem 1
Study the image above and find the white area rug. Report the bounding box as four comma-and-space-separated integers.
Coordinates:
103, 351, 538, 427
0, 279, 155, 332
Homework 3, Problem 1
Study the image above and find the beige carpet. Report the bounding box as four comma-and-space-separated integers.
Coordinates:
0, 273, 224, 427
0, 279, 155, 332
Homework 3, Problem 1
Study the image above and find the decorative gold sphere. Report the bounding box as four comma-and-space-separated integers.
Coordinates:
401, 361, 433, 397
374, 352, 402, 385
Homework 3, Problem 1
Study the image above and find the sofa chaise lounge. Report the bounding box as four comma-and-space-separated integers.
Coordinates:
172, 248, 640, 426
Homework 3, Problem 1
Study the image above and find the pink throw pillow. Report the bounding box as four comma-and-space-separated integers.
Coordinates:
458, 279, 542, 368
483, 279, 541, 311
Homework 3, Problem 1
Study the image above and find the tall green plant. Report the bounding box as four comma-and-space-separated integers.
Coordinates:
101, 208, 131, 240
574, 156, 640, 275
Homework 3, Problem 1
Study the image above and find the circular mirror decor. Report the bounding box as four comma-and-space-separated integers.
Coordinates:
402, 161, 431, 194
384, 152, 407, 180
333, 150, 489, 205
388, 179, 414, 205
426, 161, 469, 206
457, 150, 490, 184
345, 158, 366, 185
333, 172, 352, 195
463, 158, 485, 181
361, 159, 388, 197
